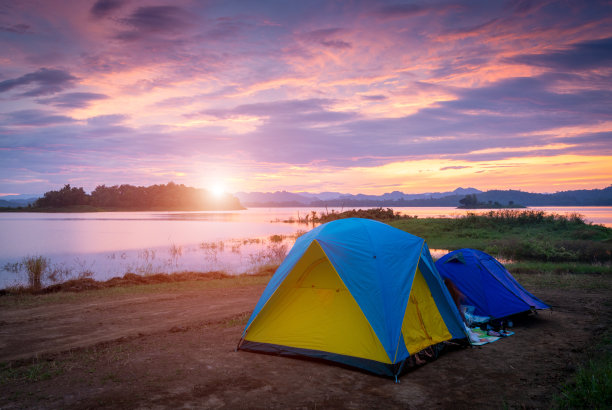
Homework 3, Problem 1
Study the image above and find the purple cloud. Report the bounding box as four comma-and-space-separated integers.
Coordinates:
37, 92, 108, 108
198, 98, 358, 125
302, 28, 352, 49
361, 94, 388, 101
0, 68, 77, 97
90, 0, 125, 19
86, 114, 128, 126
441, 166, 470, 171
510, 37, 612, 71
0, 23, 30, 34
2, 109, 75, 127
117, 6, 191, 40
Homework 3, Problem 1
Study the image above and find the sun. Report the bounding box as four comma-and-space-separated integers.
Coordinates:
210, 183, 225, 198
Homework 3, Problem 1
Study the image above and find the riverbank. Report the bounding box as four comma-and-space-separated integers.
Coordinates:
1, 271, 610, 408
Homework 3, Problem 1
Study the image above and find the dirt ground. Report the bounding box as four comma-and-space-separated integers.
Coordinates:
1, 276, 611, 409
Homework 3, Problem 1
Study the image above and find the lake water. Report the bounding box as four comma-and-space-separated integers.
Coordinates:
1, 206, 610, 289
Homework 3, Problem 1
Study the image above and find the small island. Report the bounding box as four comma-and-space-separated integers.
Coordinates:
0, 182, 244, 212
457, 194, 526, 209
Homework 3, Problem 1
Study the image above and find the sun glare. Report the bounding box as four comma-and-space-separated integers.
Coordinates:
210, 183, 225, 198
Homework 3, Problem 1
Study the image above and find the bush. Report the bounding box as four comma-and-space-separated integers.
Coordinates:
22, 256, 49, 291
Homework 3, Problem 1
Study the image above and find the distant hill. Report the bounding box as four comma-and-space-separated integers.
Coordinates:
235, 186, 612, 207
0, 195, 39, 208
234, 187, 482, 207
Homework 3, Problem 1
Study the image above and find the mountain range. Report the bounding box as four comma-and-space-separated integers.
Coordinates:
0, 194, 39, 208
235, 186, 612, 207
3, 186, 612, 208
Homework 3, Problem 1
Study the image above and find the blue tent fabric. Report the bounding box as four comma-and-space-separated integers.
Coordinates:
435, 248, 550, 319
241, 218, 467, 377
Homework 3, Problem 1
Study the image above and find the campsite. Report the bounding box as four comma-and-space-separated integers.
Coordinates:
1, 213, 611, 409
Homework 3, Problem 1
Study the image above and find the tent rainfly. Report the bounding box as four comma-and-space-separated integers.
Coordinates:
435, 248, 550, 320
238, 218, 467, 379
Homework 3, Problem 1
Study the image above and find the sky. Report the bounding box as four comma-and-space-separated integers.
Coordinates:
0, 0, 611, 196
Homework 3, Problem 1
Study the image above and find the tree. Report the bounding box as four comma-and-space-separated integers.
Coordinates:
459, 194, 479, 208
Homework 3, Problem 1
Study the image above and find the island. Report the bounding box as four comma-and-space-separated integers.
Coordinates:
0, 182, 244, 212
457, 194, 526, 209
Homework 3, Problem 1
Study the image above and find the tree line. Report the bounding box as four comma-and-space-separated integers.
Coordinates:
33, 182, 244, 211
457, 194, 524, 209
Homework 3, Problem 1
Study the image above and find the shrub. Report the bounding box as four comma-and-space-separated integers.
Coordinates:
22, 256, 49, 291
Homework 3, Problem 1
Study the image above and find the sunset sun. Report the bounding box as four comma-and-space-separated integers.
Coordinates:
209, 183, 225, 198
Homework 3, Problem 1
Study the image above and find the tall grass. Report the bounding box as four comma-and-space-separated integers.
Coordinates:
22, 256, 49, 291
391, 210, 612, 265
554, 331, 612, 409
4, 255, 52, 292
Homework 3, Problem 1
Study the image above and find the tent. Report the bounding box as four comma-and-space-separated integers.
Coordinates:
237, 218, 466, 379
435, 248, 550, 320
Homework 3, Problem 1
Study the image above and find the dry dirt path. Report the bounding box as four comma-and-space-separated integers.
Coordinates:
0, 278, 610, 409
0, 285, 265, 362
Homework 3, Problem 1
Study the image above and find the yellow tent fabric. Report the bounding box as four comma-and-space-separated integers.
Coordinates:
245, 241, 391, 363
401, 269, 453, 355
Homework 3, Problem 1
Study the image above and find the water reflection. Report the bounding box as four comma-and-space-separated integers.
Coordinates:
1, 206, 609, 288
2, 234, 300, 289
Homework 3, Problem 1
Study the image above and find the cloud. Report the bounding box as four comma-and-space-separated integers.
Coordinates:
510, 37, 612, 71
2, 109, 75, 127
0, 23, 30, 34
37, 92, 108, 108
205, 17, 246, 40
0, 68, 77, 97
361, 94, 387, 101
504, 0, 542, 16
198, 98, 358, 126
443, 75, 612, 119
557, 131, 612, 155
443, 18, 500, 37
302, 28, 352, 49
116, 5, 191, 40
440, 165, 470, 171
90, 0, 125, 19
86, 114, 128, 126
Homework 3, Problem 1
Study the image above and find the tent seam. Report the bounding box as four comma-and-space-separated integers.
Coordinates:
392, 240, 425, 363
240, 238, 317, 340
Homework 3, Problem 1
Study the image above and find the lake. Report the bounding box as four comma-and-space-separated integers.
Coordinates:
1, 206, 610, 288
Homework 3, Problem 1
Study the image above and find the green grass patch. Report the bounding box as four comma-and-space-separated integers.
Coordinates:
389, 210, 612, 264
553, 331, 612, 409
513, 273, 612, 291
507, 261, 611, 275
0, 360, 65, 384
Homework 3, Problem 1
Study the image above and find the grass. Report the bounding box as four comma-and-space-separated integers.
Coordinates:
22, 256, 49, 291
388, 210, 612, 272
514, 272, 612, 291
0, 360, 65, 385
507, 261, 611, 276
553, 330, 612, 409
0, 269, 275, 309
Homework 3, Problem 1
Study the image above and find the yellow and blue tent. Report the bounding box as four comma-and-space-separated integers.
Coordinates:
238, 218, 467, 379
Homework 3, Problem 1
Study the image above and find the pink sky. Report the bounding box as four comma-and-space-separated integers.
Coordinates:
1, 0, 611, 195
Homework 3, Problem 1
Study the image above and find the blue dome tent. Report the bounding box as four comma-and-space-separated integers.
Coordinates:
238, 218, 467, 379
435, 248, 550, 320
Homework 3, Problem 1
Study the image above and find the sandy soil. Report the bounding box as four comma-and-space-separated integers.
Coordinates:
0, 277, 610, 409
